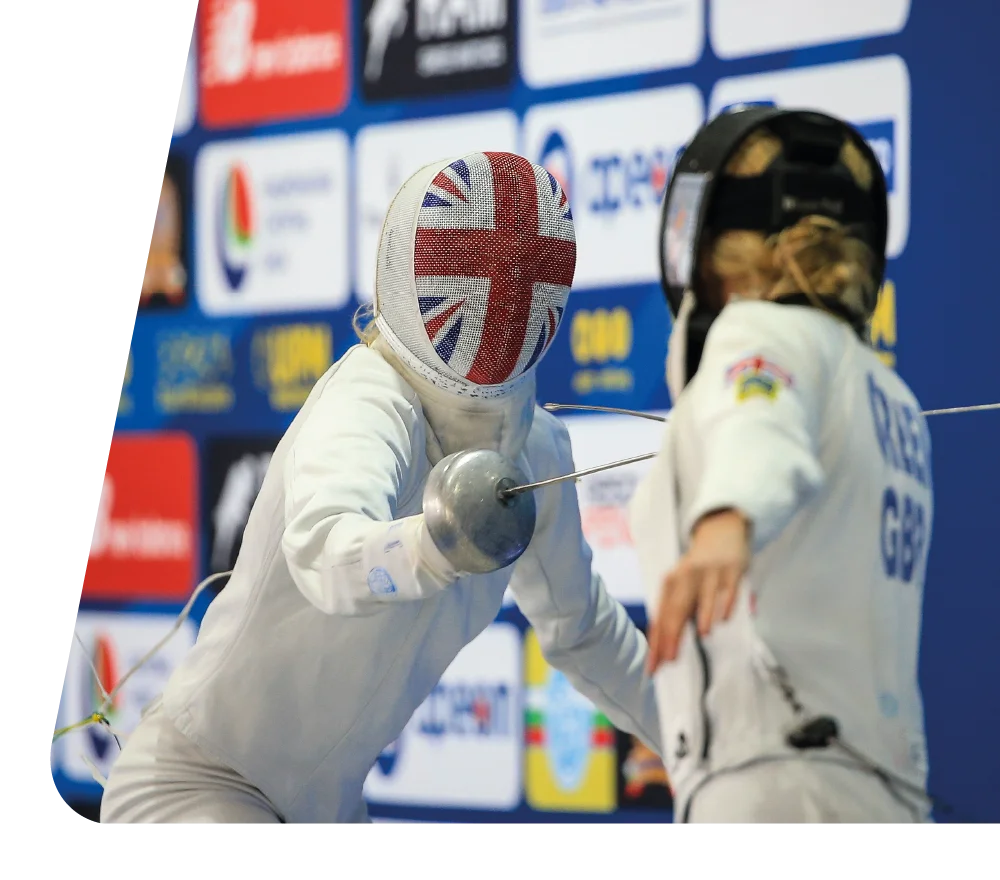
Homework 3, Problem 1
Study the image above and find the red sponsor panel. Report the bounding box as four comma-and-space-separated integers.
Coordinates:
82, 433, 198, 602
198, 0, 350, 129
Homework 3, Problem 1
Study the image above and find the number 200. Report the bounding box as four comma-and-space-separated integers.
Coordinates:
881, 487, 926, 584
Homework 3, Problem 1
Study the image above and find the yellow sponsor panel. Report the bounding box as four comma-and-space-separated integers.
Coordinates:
523, 629, 616, 812
252, 323, 333, 411
870, 279, 897, 368
569, 307, 635, 398
570, 307, 633, 365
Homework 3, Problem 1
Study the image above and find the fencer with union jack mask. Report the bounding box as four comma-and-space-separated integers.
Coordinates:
630, 107, 934, 822
100, 151, 662, 823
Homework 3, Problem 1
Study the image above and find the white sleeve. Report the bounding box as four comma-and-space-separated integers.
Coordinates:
508, 417, 663, 756
682, 304, 829, 552
281, 352, 458, 616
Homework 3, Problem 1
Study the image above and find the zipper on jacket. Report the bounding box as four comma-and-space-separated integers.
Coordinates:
679, 633, 713, 824
693, 632, 712, 761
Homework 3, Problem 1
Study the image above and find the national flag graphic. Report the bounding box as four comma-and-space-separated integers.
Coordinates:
524, 629, 616, 812
413, 152, 576, 386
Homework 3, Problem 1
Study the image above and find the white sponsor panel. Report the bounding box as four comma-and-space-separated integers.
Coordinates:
523, 86, 704, 289
364, 622, 522, 809
711, 0, 910, 60
354, 111, 518, 303
195, 130, 351, 315
562, 411, 667, 606
709, 56, 910, 260
520, 0, 703, 88
53, 611, 198, 784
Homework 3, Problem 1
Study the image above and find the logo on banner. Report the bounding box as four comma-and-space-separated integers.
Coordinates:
524, 629, 616, 812
418, 681, 512, 738
538, 130, 573, 205
870, 279, 897, 368
360, 0, 514, 101
541, 130, 672, 218
251, 323, 332, 411
216, 163, 256, 291
205, 438, 281, 575
83, 633, 121, 761
558, 411, 663, 605
196, 131, 351, 315
579, 470, 639, 550
140, 155, 189, 311
523, 86, 703, 289
375, 738, 401, 775
54, 612, 199, 787
84, 434, 197, 602
520, 0, 703, 89
199, 0, 348, 127
569, 306, 634, 395
364, 623, 522, 809
155, 330, 235, 414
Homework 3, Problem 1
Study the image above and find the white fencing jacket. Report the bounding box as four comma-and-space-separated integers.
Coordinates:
161, 343, 661, 822
631, 300, 933, 821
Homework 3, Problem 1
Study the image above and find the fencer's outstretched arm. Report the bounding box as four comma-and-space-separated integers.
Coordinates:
509, 412, 663, 756
681, 302, 828, 551
281, 349, 459, 615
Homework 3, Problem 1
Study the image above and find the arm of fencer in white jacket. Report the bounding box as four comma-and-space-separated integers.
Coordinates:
281, 348, 460, 616
681, 301, 832, 551
508, 412, 663, 756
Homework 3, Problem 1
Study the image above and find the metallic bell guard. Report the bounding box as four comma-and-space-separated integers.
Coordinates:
422, 449, 538, 575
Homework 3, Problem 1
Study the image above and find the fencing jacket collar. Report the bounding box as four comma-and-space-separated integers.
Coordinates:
373, 336, 535, 464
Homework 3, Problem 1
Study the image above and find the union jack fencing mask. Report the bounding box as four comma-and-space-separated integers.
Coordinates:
373, 151, 577, 399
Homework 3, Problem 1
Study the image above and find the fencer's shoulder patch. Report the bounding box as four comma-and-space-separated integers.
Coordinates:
724, 355, 793, 403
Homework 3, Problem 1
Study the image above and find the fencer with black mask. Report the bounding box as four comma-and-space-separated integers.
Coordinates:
631, 107, 934, 822
100, 151, 662, 824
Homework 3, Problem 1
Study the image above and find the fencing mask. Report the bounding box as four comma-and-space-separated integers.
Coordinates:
373, 151, 577, 400
658, 105, 888, 400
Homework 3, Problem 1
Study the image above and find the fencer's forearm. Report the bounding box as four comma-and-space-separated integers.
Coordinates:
532, 575, 663, 757
282, 513, 458, 615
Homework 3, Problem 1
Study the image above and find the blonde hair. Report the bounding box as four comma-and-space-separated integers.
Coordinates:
352, 301, 380, 346
705, 128, 878, 321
